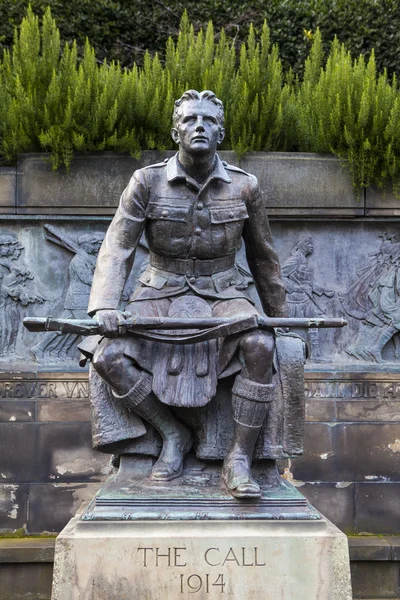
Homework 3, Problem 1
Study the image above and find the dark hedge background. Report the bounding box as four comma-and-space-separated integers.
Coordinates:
1, 0, 399, 78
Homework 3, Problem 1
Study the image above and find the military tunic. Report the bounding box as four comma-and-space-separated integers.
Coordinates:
88, 154, 286, 317
83, 154, 287, 407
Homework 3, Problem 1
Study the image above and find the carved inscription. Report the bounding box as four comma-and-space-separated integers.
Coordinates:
305, 380, 400, 399
137, 546, 266, 595
0, 380, 89, 399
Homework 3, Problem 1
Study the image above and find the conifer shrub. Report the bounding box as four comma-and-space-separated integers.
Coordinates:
1, 7, 400, 197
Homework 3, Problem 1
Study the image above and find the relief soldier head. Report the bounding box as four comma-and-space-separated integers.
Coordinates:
0, 235, 24, 259
78, 232, 104, 255
294, 235, 313, 257
171, 90, 225, 158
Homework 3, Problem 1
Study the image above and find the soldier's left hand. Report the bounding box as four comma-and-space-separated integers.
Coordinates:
94, 309, 128, 338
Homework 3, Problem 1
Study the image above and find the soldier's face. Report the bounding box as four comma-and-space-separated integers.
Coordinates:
171, 100, 225, 155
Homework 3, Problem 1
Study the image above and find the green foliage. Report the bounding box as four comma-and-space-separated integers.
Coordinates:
227, 22, 296, 156
295, 32, 400, 192
1, 0, 400, 80
1, 8, 400, 197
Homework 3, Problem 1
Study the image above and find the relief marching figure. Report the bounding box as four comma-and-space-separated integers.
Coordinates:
340, 233, 400, 363
282, 235, 334, 362
0, 234, 44, 357
31, 227, 104, 363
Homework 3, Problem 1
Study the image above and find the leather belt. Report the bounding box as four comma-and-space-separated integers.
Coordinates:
149, 252, 235, 276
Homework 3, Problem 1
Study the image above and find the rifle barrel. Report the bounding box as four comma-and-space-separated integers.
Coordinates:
23, 315, 347, 334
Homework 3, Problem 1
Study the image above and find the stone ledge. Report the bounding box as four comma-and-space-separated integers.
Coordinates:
0, 166, 16, 214
349, 536, 400, 561
13, 151, 362, 216
0, 538, 55, 562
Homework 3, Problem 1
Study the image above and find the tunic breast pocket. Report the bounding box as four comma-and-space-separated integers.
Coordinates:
209, 203, 249, 251
146, 202, 190, 242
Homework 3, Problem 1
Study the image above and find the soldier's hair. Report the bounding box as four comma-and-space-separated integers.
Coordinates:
78, 233, 104, 246
292, 235, 313, 253
173, 90, 224, 126
0, 234, 22, 247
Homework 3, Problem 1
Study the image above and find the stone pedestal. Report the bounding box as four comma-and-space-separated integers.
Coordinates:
51, 512, 352, 600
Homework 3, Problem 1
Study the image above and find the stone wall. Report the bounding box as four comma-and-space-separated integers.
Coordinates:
0, 152, 399, 537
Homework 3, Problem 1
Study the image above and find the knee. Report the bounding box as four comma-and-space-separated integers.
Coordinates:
92, 341, 126, 379
240, 330, 275, 363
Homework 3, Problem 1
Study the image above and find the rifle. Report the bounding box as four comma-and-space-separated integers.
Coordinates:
23, 315, 347, 345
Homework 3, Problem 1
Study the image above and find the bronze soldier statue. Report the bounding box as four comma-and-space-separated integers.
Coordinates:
80, 90, 288, 499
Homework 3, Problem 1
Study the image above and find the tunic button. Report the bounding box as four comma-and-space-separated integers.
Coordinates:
195, 227, 201, 236
146, 277, 151, 283
229, 212, 234, 218
189, 276, 196, 283
161, 210, 169, 217
197, 202, 203, 210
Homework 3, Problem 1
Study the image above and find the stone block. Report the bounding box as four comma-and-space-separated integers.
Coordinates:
0, 538, 55, 563
305, 399, 337, 422
351, 561, 400, 598
28, 482, 102, 534
336, 399, 400, 422
16, 152, 173, 214
35, 422, 109, 482
355, 483, 400, 534
37, 398, 90, 422
340, 423, 400, 482
51, 515, 352, 600
0, 167, 16, 214
0, 400, 36, 422
366, 182, 400, 217
293, 422, 400, 483
348, 536, 392, 561
0, 484, 29, 531
290, 423, 340, 481
390, 537, 400, 561
299, 482, 355, 534
0, 562, 53, 600
0, 423, 37, 483
390, 537, 400, 562
16, 152, 360, 216
238, 152, 361, 216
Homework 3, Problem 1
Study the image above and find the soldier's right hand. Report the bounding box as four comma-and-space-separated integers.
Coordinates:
94, 309, 128, 338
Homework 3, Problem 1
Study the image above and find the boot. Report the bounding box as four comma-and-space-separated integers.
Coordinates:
222, 375, 274, 499
112, 372, 192, 481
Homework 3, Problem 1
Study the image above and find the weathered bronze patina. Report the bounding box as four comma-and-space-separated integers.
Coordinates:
23, 90, 346, 506
83, 90, 291, 500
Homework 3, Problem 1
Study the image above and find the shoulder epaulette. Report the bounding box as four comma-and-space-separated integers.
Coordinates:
143, 159, 169, 170
222, 161, 250, 176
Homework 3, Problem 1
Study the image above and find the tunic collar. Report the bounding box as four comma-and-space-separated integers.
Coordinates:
166, 153, 231, 186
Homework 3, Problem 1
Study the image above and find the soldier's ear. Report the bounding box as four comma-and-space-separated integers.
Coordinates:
171, 128, 180, 144
218, 127, 226, 145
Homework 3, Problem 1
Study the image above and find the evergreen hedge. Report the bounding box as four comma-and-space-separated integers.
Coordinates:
1, 0, 400, 79
1, 7, 400, 196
